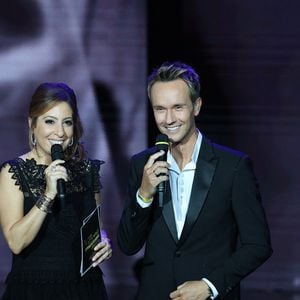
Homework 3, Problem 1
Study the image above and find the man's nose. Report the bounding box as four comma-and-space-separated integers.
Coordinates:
165, 109, 175, 124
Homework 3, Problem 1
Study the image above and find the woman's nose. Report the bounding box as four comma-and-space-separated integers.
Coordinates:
55, 124, 65, 137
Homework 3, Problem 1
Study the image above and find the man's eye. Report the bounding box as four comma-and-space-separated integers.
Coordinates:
45, 119, 54, 124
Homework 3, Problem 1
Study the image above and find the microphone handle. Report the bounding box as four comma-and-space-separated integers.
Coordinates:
57, 179, 66, 209
156, 153, 167, 208
158, 182, 164, 207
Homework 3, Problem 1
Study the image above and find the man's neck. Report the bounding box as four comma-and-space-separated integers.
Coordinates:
170, 130, 198, 170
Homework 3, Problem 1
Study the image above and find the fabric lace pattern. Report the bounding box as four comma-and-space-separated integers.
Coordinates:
1, 158, 104, 198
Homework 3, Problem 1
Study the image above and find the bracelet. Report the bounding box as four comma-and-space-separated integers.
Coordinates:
35, 195, 54, 213
138, 192, 153, 203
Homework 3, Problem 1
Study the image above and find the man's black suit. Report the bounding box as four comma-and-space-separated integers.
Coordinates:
118, 137, 272, 300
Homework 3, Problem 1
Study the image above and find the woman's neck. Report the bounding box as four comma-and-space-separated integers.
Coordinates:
22, 149, 51, 165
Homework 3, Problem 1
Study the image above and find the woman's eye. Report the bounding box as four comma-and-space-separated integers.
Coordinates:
45, 119, 55, 125
65, 120, 73, 126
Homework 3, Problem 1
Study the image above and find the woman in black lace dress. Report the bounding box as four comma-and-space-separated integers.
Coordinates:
0, 82, 112, 299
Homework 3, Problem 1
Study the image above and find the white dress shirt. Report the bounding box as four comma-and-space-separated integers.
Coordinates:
167, 132, 202, 239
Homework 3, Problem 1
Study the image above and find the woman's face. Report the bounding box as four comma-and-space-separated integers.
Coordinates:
31, 102, 74, 162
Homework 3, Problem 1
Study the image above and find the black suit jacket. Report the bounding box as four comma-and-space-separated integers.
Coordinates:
117, 137, 272, 300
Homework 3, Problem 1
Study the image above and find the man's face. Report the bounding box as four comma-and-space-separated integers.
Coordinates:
150, 79, 201, 145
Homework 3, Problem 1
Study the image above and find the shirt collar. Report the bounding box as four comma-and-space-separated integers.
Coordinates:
191, 130, 202, 165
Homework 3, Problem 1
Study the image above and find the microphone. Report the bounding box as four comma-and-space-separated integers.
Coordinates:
51, 144, 66, 209
155, 134, 169, 207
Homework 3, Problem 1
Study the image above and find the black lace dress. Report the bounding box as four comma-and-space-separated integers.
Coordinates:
0, 158, 108, 300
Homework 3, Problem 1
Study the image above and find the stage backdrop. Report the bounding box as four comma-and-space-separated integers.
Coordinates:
1, 0, 300, 297
0, 0, 146, 297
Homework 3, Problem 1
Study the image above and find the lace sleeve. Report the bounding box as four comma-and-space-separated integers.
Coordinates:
0, 159, 23, 191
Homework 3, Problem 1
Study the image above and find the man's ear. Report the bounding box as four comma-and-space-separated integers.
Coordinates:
194, 97, 202, 116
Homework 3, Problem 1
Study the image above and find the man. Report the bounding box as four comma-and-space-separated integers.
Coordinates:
117, 61, 272, 300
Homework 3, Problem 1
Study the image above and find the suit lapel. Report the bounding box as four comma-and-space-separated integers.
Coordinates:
178, 138, 217, 246
162, 182, 179, 243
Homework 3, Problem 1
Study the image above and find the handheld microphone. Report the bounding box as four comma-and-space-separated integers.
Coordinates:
155, 134, 169, 207
51, 144, 66, 209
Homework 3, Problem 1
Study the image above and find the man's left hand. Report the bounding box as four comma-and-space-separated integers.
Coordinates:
169, 280, 210, 300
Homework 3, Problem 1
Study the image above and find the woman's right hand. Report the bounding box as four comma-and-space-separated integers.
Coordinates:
44, 159, 68, 199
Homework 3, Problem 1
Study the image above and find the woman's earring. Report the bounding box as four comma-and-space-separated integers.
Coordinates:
68, 137, 74, 147
31, 133, 36, 147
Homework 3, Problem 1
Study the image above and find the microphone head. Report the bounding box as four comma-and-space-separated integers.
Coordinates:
155, 134, 169, 152
51, 144, 64, 160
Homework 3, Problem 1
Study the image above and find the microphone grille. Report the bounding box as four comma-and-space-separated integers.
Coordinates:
51, 144, 64, 160
155, 134, 169, 151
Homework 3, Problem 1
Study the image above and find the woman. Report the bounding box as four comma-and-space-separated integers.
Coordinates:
0, 82, 112, 299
